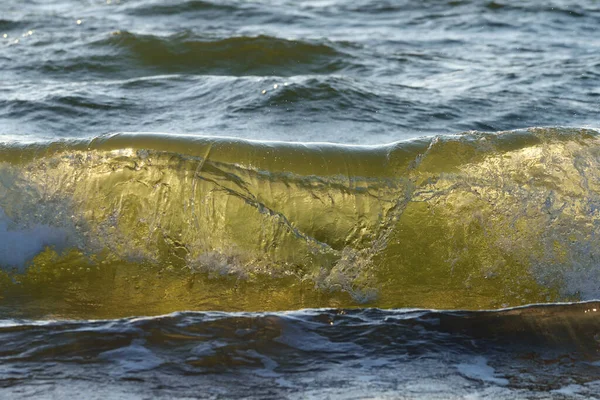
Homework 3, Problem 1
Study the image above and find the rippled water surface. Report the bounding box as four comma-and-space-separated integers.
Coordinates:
1, 0, 600, 398
2, 0, 599, 143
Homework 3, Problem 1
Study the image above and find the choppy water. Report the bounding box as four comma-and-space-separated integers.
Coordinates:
2, 0, 599, 143
3, 304, 600, 399
1, 0, 600, 398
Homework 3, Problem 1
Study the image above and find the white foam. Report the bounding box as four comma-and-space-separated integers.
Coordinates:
0, 206, 70, 272
99, 339, 163, 373
551, 384, 584, 396
190, 340, 227, 357
239, 349, 280, 378
275, 320, 362, 353
455, 356, 509, 386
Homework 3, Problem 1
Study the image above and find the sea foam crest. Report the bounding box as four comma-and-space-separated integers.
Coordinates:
0, 206, 70, 272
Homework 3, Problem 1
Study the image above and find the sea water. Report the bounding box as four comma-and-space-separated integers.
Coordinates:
1, 1, 600, 398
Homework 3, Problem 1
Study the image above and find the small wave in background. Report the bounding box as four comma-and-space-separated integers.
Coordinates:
1, 0, 599, 143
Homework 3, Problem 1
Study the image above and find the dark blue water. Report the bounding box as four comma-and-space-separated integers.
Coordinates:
1, 0, 599, 143
2, 304, 600, 399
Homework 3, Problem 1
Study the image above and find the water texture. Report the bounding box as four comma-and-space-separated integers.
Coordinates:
1, 0, 600, 398
1, 0, 599, 142
2, 304, 600, 399
3, 128, 600, 318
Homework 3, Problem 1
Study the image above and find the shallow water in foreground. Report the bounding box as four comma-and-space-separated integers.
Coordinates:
2, 304, 600, 399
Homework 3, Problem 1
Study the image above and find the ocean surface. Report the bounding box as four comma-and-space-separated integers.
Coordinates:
1, 0, 600, 398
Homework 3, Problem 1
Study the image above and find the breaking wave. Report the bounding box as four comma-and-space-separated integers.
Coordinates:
2, 127, 600, 316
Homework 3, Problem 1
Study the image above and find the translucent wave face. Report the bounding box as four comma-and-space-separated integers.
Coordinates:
1, 128, 600, 317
